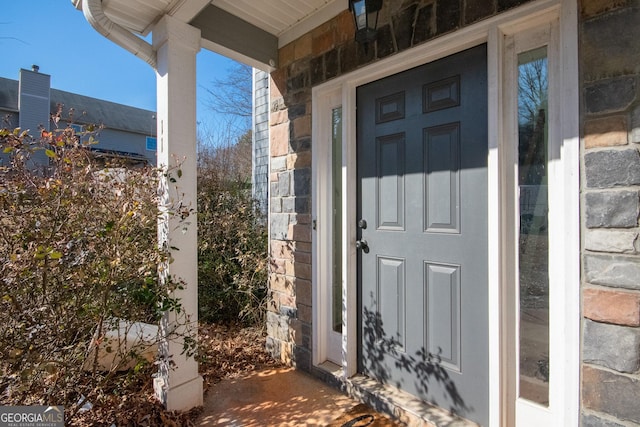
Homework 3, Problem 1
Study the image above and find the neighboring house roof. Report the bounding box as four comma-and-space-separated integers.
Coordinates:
0, 76, 155, 135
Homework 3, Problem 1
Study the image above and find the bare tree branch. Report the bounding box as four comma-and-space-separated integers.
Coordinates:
0, 22, 28, 45
202, 62, 252, 126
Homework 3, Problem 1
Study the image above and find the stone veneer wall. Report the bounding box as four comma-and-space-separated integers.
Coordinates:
266, 0, 533, 369
266, 0, 640, 423
580, 1, 640, 425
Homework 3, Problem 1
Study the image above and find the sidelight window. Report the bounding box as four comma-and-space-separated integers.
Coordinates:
332, 107, 343, 334
517, 47, 549, 406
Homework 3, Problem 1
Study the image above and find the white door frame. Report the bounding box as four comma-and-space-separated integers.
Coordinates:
311, 0, 579, 425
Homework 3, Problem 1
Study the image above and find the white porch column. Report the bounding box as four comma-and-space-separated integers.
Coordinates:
152, 14, 203, 411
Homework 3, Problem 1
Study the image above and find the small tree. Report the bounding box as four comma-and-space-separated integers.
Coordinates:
197, 130, 267, 325
0, 126, 193, 420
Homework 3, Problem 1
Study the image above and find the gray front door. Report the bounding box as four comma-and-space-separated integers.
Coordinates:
357, 44, 488, 425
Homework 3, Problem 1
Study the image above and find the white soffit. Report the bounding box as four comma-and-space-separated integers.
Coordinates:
97, 0, 348, 48
211, 0, 347, 47
169, 0, 212, 23
101, 0, 181, 34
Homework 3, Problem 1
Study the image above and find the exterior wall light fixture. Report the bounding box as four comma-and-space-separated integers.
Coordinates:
349, 0, 383, 50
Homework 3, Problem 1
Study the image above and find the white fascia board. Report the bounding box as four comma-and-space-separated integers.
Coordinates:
200, 39, 275, 72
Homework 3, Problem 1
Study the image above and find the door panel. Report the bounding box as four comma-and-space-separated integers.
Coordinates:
377, 256, 406, 352
424, 123, 460, 232
357, 44, 488, 425
376, 134, 405, 230
425, 262, 461, 371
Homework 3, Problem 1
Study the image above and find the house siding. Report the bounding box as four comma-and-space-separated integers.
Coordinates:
580, 0, 640, 425
266, 0, 640, 424
253, 69, 270, 215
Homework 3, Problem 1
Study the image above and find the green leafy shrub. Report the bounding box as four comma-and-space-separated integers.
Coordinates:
0, 126, 192, 419
197, 136, 268, 326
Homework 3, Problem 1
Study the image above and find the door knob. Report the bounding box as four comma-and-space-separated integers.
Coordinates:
356, 239, 369, 254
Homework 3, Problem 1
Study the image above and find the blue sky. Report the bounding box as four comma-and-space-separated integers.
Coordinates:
0, 0, 238, 130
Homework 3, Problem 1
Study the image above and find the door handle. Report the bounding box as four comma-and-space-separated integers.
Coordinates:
356, 239, 369, 254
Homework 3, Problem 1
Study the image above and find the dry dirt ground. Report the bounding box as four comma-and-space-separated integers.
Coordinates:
72, 323, 282, 426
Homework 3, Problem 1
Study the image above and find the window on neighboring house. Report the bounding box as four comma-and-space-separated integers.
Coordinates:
146, 136, 157, 151
70, 124, 86, 143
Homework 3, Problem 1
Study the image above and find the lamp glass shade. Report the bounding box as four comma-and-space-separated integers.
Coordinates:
353, 0, 367, 30
349, 0, 382, 44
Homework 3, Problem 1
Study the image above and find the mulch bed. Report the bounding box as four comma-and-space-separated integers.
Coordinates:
71, 323, 282, 426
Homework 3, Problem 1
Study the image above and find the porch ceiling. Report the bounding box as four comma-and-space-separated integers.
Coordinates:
91, 0, 347, 69
210, 0, 344, 45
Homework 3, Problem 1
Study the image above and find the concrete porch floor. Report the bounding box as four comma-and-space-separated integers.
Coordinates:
196, 367, 403, 426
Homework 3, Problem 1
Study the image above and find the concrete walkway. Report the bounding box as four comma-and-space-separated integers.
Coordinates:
196, 367, 402, 426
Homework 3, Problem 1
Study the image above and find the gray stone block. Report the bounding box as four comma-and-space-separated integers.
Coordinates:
584, 254, 640, 290
288, 103, 307, 120
583, 365, 640, 424
287, 71, 309, 93
392, 4, 417, 51
582, 6, 640, 82
633, 105, 640, 144
278, 170, 291, 197
293, 345, 311, 371
269, 182, 279, 199
585, 77, 636, 114
583, 319, 640, 373
325, 49, 339, 80
290, 137, 311, 152
465, 0, 494, 25
435, 0, 460, 34
282, 197, 295, 214
265, 336, 281, 359
498, 0, 530, 12
282, 197, 309, 214
266, 311, 290, 342
581, 412, 626, 427
297, 197, 310, 214
279, 305, 297, 318
301, 322, 312, 350
376, 25, 395, 59
585, 229, 638, 253
270, 197, 282, 213
585, 190, 639, 228
292, 168, 311, 197
585, 149, 640, 188
270, 213, 290, 240
271, 156, 287, 172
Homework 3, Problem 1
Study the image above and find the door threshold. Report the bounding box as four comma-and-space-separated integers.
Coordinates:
343, 374, 479, 426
